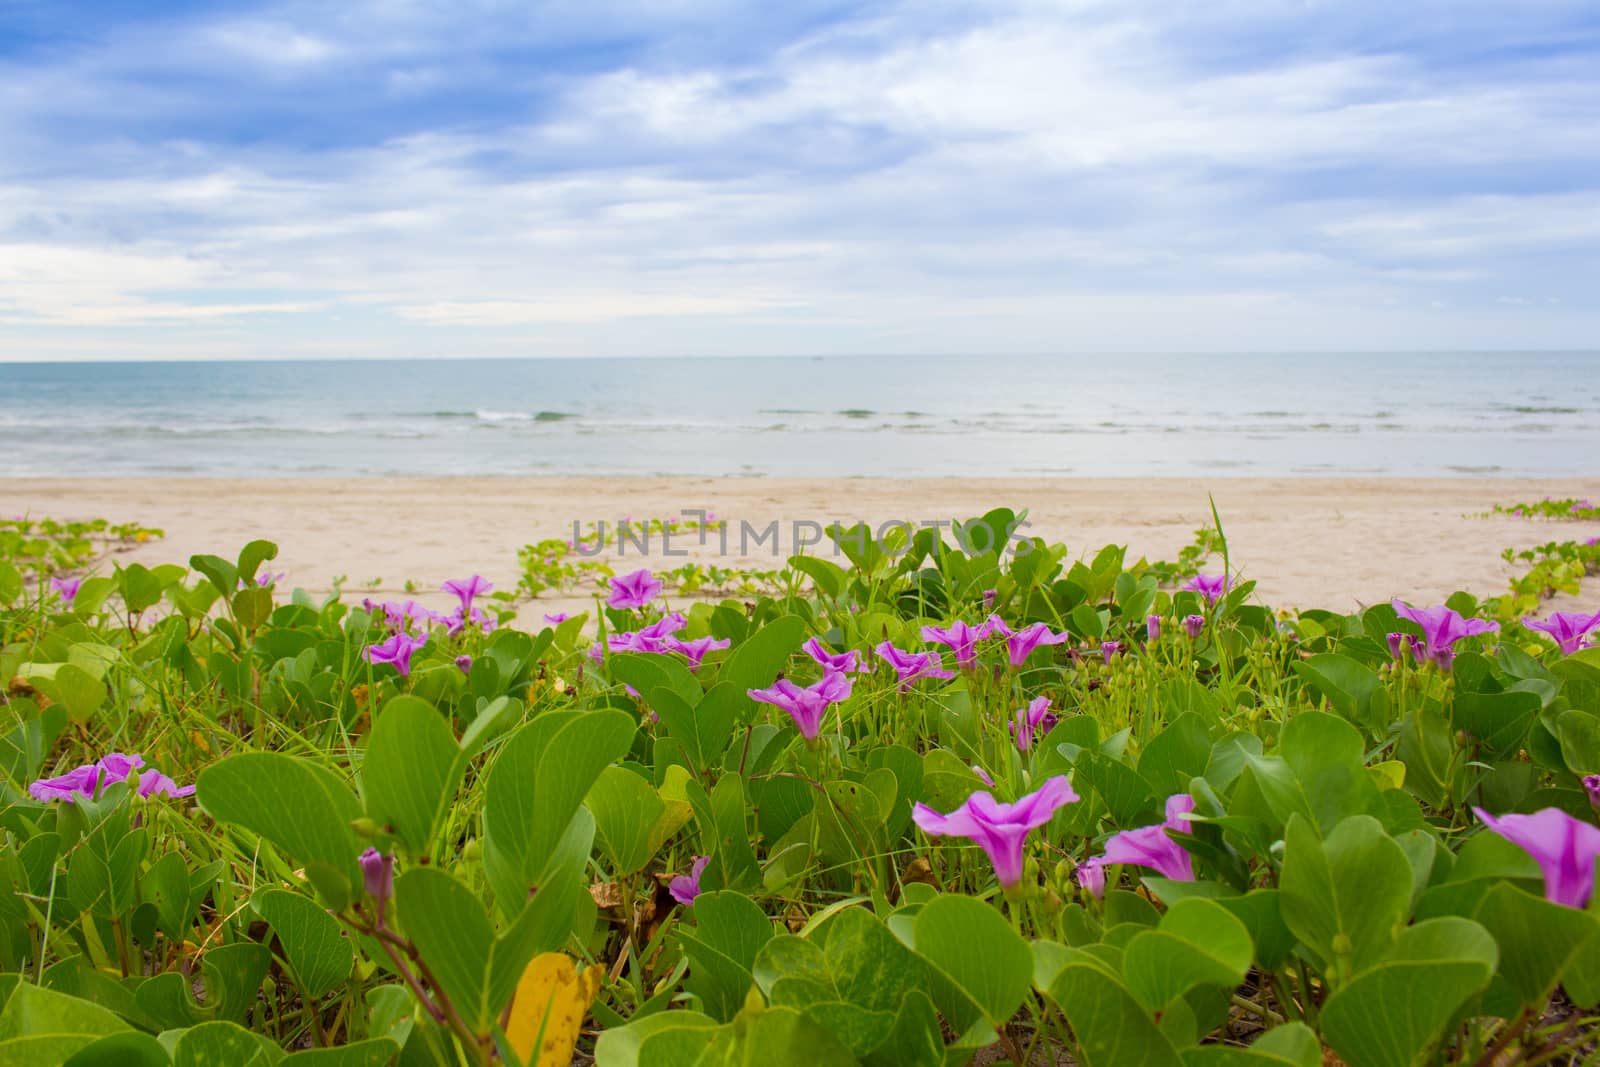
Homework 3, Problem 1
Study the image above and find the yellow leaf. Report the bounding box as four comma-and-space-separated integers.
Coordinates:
506, 952, 602, 1067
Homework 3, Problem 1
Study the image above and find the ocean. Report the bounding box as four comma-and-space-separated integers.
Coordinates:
2, 353, 1597, 478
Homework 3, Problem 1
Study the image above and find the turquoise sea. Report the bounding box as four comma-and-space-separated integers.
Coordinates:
2, 353, 1596, 477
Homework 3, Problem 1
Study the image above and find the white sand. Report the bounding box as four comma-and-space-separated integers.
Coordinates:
5, 477, 1599, 618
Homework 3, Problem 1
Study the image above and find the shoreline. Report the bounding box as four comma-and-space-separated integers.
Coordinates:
5, 476, 1598, 616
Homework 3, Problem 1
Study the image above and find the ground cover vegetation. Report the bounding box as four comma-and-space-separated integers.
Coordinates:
2, 503, 1599, 1066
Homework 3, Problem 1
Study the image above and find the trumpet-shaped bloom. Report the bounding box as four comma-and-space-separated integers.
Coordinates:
1186, 574, 1229, 604
30, 752, 194, 802
543, 612, 572, 625
608, 612, 688, 654
875, 642, 956, 691
1003, 622, 1070, 668
1585, 775, 1600, 810
363, 632, 427, 676
1010, 697, 1058, 752
1146, 615, 1161, 642
1100, 641, 1123, 665
455, 655, 473, 674
1075, 857, 1106, 898
748, 670, 853, 739
1391, 600, 1499, 669
442, 575, 492, 614
608, 569, 663, 610
1474, 806, 1600, 909
50, 576, 82, 603
1523, 611, 1600, 655
666, 635, 731, 671
669, 856, 710, 906
1099, 794, 1197, 881
921, 618, 1003, 669
912, 776, 1079, 887
1182, 614, 1206, 639
802, 637, 865, 674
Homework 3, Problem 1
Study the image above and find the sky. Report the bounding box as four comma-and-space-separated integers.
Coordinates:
1, 0, 1598, 361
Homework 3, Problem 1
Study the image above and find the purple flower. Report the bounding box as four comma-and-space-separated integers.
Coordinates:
748, 670, 852, 740
982, 588, 998, 611
455, 654, 473, 674
971, 765, 995, 788
1386, 632, 1410, 661
375, 600, 437, 633
912, 776, 1079, 887
1585, 775, 1600, 811
1391, 599, 1499, 670
30, 753, 192, 803
1076, 857, 1106, 898
1523, 611, 1600, 656
1098, 794, 1197, 881
1586, 536, 1599, 547
874, 642, 957, 692
1474, 807, 1600, 909
608, 569, 663, 610
1099, 641, 1123, 665
1010, 696, 1057, 752
543, 612, 571, 625
666, 635, 731, 671
920, 618, 1004, 670
1146, 615, 1161, 642
441, 575, 493, 615
802, 637, 865, 674
50, 576, 82, 603
362, 632, 427, 676
256, 571, 285, 588
1185, 574, 1229, 604
1003, 623, 1070, 669
1182, 614, 1205, 639
608, 612, 688, 654
669, 855, 709, 907
361, 848, 395, 920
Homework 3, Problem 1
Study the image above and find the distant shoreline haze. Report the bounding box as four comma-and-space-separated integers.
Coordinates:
2, 353, 1596, 477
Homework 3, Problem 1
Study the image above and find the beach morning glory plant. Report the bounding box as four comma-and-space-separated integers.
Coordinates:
875, 642, 957, 691
1474, 807, 1600, 909
1390, 599, 1499, 669
802, 637, 866, 674
608, 568, 663, 610
1079, 794, 1198, 890
1185, 573, 1229, 604
362, 632, 427, 676
1010, 696, 1057, 752
50, 576, 82, 603
669, 856, 709, 907
1522, 610, 1600, 655
30, 753, 194, 802
912, 776, 1078, 887
748, 671, 853, 740
920, 618, 1003, 670
1002, 622, 1069, 668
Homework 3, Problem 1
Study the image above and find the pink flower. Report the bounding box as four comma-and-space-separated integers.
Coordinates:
1183, 614, 1205, 639
920, 617, 1006, 670
874, 642, 956, 692
1146, 615, 1161, 642
1096, 794, 1197, 881
1185, 574, 1229, 604
748, 670, 852, 739
1522, 610, 1600, 656
1099, 641, 1123, 665
912, 777, 1079, 887
362, 632, 427, 676
802, 637, 866, 674
666, 635, 731, 671
30, 753, 193, 802
1391, 600, 1499, 670
608, 569, 663, 610
50, 576, 83, 603
1474, 807, 1600, 909
669, 855, 710, 906
1002, 623, 1070, 669
1010, 696, 1057, 752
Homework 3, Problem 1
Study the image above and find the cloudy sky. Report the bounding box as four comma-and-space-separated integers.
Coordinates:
2, 0, 1598, 361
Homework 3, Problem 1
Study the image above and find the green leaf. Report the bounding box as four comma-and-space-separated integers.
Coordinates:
718, 615, 807, 694
61, 1032, 171, 1067
396, 864, 580, 1037
170, 1021, 279, 1067
282, 1038, 400, 1066
912, 894, 1032, 1030
677, 891, 774, 1023
1293, 654, 1387, 732
1181, 1024, 1321, 1067
253, 889, 354, 1000
586, 766, 665, 875
1121, 899, 1252, 1012
0, 984, 131, 1066
1049, 963, 1183, 1067
235, 540, 280, 586
1279, 814, 1411, 980
482, 709, 634, 909
197, 753, 363, 908
1320, 919, 1497, 1067
1473, 881, 1600, 1008
362, 696, 463, 856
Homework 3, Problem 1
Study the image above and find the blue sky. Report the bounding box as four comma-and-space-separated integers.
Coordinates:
2, 0, 1598, 360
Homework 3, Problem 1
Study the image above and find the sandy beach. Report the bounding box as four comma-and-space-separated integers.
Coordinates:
6, 476, 1598, 619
